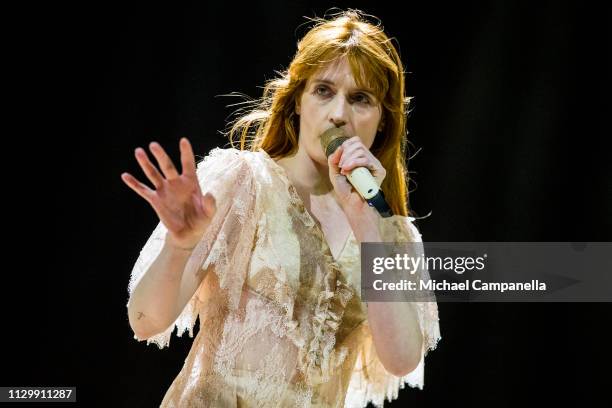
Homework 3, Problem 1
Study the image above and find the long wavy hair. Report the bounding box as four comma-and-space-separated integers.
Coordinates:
225, 9, 414, 216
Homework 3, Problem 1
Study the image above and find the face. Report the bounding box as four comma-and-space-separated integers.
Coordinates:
296, 56, 384, 166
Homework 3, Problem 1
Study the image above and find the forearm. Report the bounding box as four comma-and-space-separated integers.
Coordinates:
348, 207, 424, 376
127, 240, 193, 339
366, 301, 423, 376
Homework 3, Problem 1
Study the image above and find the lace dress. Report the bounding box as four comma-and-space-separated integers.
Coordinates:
127, 147, 441, 407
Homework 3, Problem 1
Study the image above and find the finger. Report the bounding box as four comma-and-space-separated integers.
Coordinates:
192, 192, 203, 215
201, 192, 217, 218
179, 137, 197, 177
342, 135, 361, 143
135, 148, 164, 189
341, 136, 362, 149
340, 156, 371, 173
341, 159, 386, 185
328, 146, 343, 173
149, 142, 180, 179
192, 192, 216, 222
327, 147, 343, 179
339, 141, 369, 167
121, 172, 155, 203
340, 154, 367, 169
332, 171, 354, 199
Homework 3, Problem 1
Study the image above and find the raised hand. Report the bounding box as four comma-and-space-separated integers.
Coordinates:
121, 138, 216, 251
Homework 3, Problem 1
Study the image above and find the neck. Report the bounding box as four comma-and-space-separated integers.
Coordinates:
276, 145, 334, 198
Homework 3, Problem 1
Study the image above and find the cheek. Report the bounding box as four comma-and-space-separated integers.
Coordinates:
357, 122, 379, 149
306, 139, 328, 164
298, 117, 328, 163
361, 133, 377, 150
361, 111, 383, 148
298, 114, 318, 146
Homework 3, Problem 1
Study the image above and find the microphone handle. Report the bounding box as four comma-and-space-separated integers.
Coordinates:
346, 166, 380, 200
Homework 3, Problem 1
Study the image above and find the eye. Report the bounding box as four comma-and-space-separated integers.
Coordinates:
352, 93, 372, 105
313, 85, 331, 97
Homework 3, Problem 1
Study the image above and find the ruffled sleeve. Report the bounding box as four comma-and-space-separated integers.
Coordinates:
126, 147, 258, 349
345, 215, 441, 408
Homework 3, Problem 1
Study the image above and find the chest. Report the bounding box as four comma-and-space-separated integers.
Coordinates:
308, 196, 353, 262
246, 185, 364, 302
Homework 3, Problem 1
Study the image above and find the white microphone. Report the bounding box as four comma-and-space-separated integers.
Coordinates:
320, 127, 394, 217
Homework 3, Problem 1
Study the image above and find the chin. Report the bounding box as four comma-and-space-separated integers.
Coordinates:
304, 145, 329, 166
311, 151, 329, 167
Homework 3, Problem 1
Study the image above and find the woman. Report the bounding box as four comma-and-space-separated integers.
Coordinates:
121, 10, 441, 408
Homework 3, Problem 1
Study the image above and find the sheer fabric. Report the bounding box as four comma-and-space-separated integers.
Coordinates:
127, 147, 441, 407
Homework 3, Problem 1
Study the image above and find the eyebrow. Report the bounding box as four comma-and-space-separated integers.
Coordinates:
311, 79, 375, 95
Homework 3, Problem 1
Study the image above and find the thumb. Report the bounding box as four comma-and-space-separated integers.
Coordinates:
200, 192, 217, 218
328, 146, 343, 174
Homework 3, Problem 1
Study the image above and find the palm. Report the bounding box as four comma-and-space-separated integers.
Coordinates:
333, 174, 370, 211
153, 173, 203, 232
121, 138, 216, 250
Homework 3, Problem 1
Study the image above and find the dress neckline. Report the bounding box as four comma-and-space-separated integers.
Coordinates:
258, 148, 353, 263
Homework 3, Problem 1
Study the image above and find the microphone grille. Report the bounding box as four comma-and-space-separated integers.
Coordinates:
320, 128, 349, 157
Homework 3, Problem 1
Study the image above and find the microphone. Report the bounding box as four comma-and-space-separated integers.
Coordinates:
320, 127, 394, 218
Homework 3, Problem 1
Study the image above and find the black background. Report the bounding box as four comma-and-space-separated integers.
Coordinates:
3, 0, 611, 407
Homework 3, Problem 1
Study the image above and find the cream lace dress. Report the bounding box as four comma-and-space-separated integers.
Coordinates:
127, 147, 441, 407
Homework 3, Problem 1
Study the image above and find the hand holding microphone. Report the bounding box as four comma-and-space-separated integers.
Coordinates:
321, 127, 393, 217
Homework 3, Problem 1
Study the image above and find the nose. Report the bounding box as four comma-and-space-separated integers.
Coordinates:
328, 95, 348, 128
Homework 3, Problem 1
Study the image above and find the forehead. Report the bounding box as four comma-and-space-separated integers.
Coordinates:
312, 58, 354, 83
308, 57, 374, 92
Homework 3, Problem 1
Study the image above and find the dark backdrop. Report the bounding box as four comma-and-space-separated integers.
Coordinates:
4, 1, 610, 407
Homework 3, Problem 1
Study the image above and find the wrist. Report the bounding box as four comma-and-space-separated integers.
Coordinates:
344, 205, 382, 243
163, 238, 196, 254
